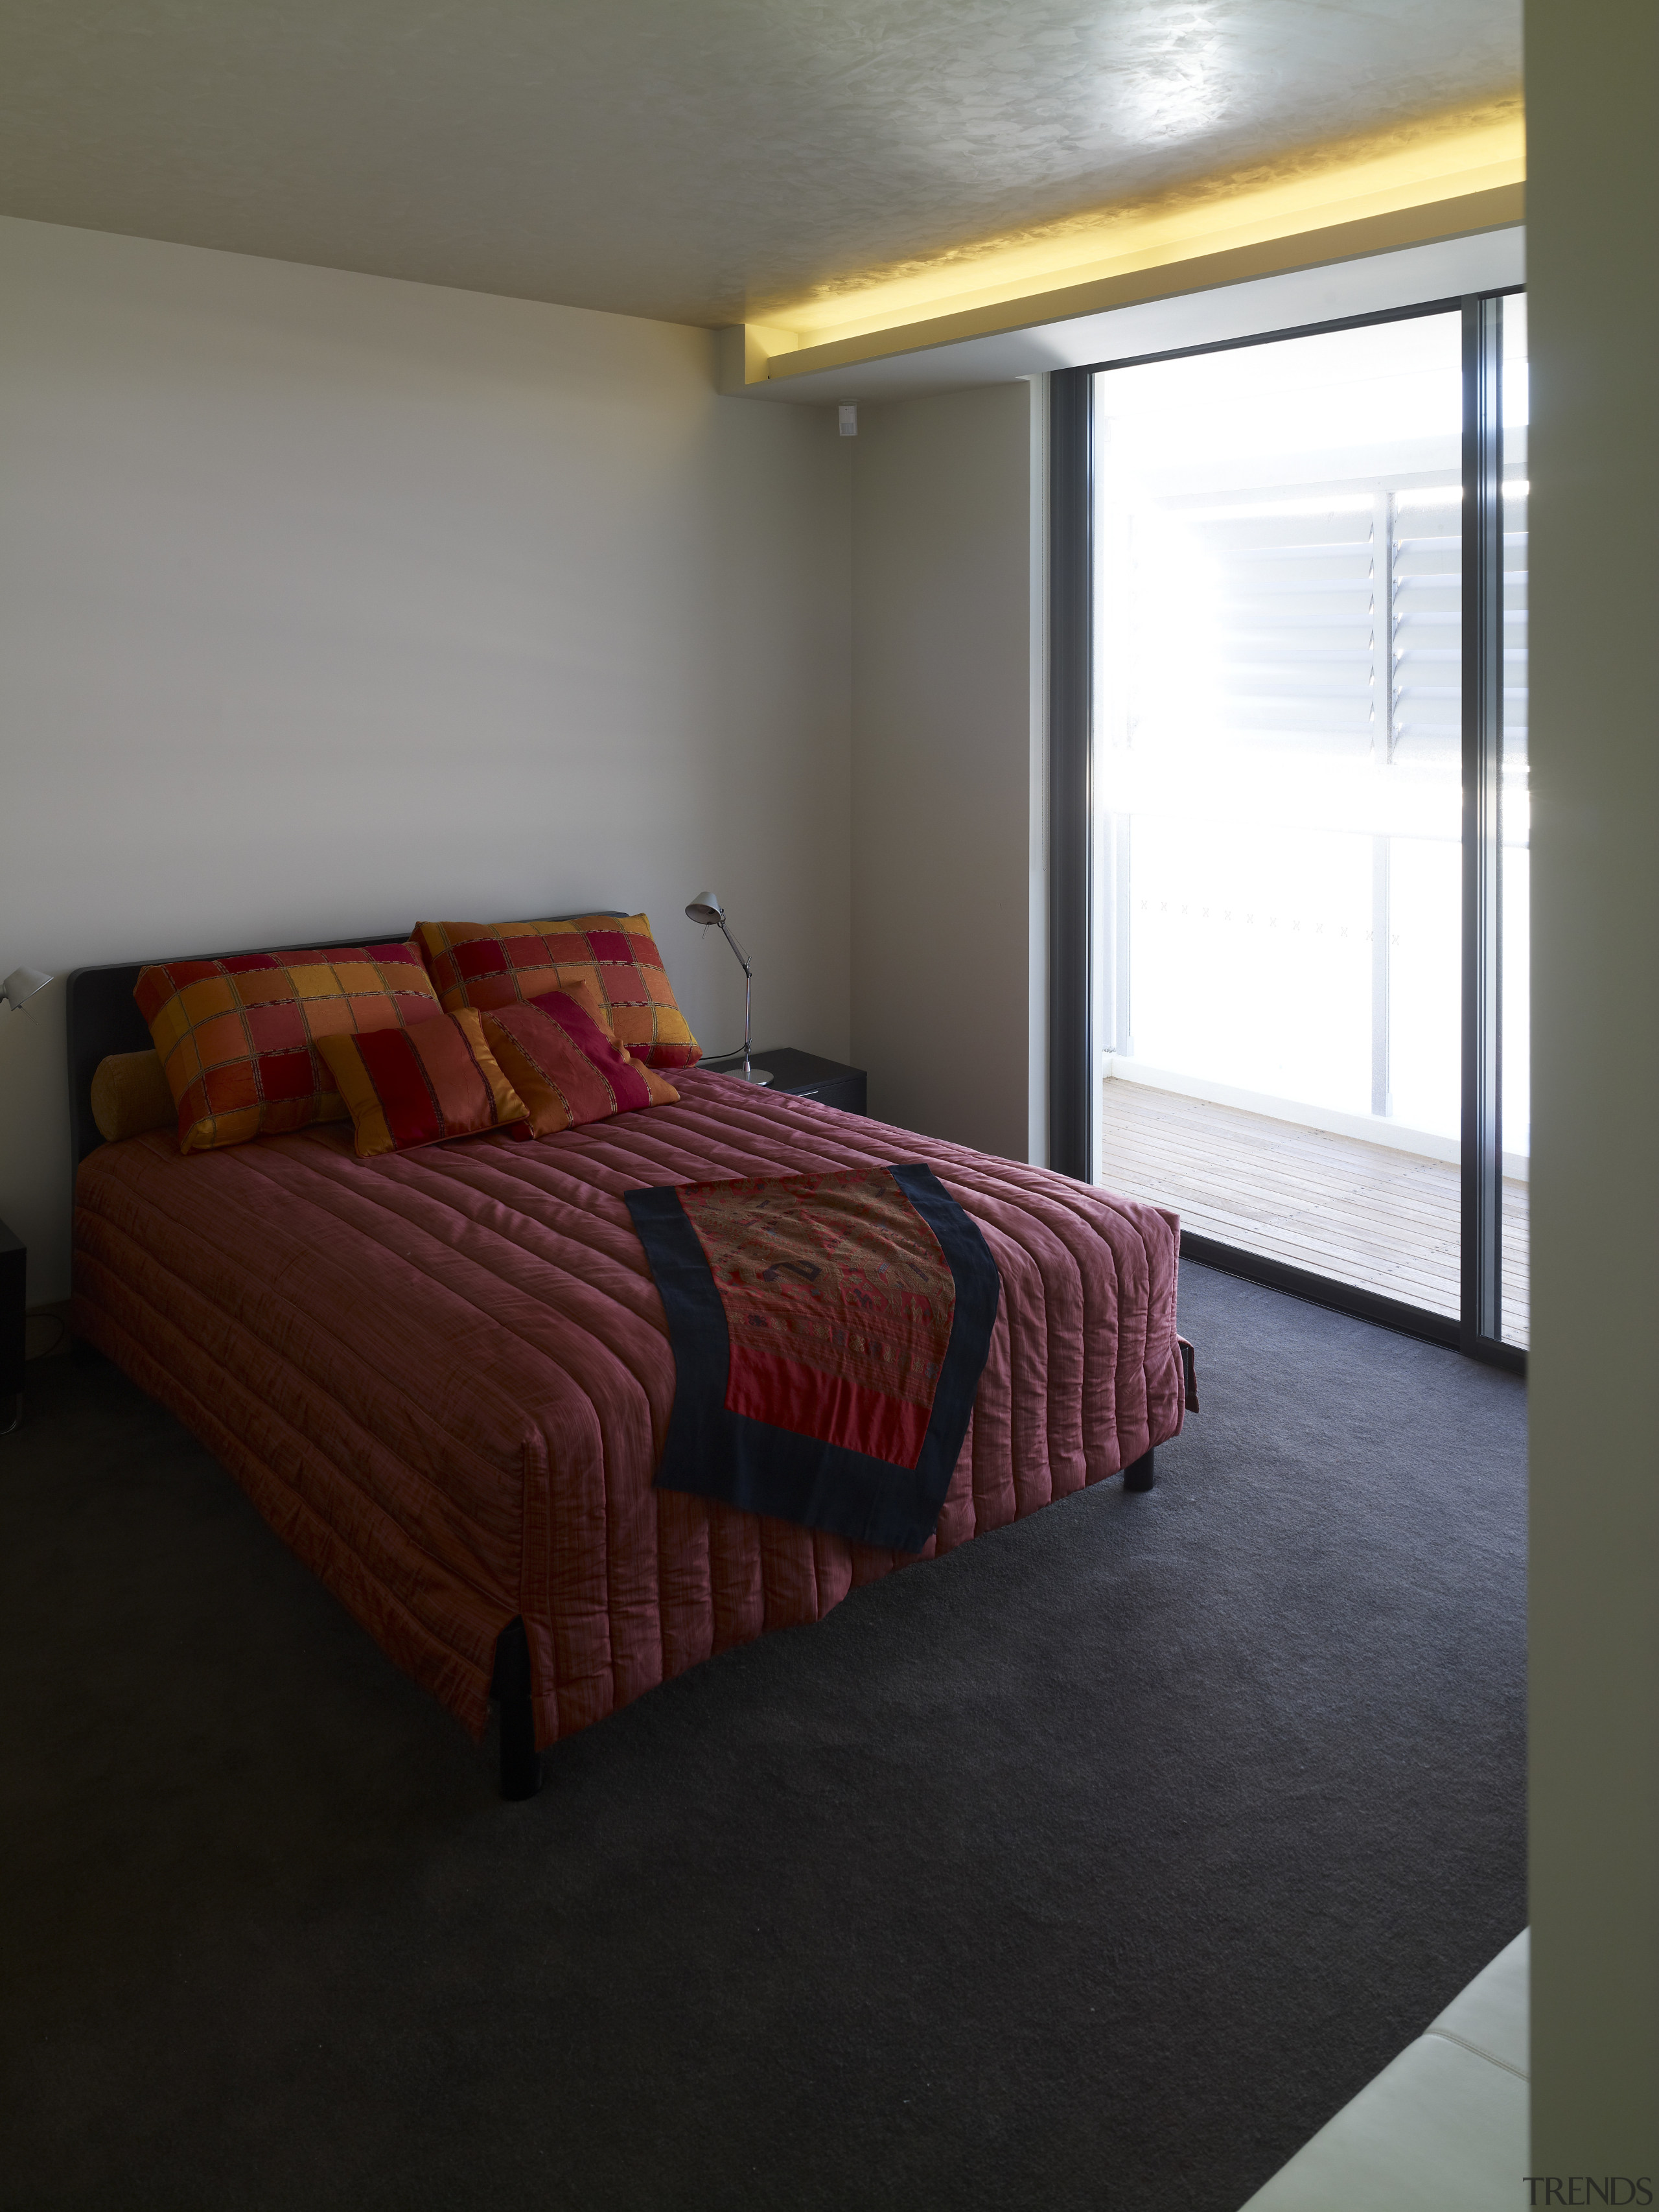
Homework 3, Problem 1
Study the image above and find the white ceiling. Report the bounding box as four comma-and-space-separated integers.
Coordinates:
0, 0, 1521, 330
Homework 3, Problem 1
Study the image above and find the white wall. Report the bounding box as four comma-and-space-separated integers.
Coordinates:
1526, 0, 1659, 2179
0, 216, 852, 1303
850, 380, 1041, 1157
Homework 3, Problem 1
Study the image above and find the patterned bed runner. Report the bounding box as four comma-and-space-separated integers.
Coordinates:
627, 1163, 999, 1552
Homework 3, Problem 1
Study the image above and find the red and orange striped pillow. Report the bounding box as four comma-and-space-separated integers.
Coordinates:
316, 1010, 528, 1157
134, 940, 442, 1154
481, 991, 679, 1139
415, 913, 701, 1069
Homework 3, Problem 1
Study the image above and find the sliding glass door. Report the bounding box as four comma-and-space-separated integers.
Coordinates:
1052, 292, 1526, 1365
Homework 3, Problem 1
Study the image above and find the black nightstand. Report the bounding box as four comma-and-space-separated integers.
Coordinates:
702, 1048, 868, 1116
1, 1217, 24, 1435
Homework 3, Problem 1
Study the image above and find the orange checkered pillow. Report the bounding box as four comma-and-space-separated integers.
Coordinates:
316, 1010, 528, 1158
134, 940, 442, 1154
415, 913, 701, 1070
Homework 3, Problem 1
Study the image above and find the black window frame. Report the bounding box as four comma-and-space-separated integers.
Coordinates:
1050, 290, 1526, 1375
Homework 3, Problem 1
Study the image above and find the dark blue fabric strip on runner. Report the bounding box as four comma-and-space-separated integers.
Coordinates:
626, 1163, 999, 1554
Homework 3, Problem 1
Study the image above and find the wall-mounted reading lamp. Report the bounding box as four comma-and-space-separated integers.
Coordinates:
684, 895, 771, 1086
2, 968, 51, 1013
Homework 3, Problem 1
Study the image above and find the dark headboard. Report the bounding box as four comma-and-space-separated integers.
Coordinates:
66, 961, 167, 1172
65, 914, 633, 1174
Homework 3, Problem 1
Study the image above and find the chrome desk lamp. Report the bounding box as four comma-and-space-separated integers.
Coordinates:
684, 894, 771, 1086
2, 967, 52, 1013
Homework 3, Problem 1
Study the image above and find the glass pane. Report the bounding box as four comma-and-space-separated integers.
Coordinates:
1092, 311, 1466, 1319
1500, 294, 1529, 1346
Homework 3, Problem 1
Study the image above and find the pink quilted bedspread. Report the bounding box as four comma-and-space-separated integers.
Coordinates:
73, 1071, 1186, 1750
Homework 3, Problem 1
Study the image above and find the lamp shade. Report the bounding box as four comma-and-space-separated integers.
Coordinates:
2, 966, 52, 1012
684, 892, 725, 926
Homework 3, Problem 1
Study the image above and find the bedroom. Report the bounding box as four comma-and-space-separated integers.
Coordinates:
0, 3, 1650, 2206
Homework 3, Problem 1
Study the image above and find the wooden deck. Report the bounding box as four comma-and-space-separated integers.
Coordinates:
1099, 1080, 1529, 1347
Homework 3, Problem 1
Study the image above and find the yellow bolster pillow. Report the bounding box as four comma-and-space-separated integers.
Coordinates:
91, 1050, 178, 1143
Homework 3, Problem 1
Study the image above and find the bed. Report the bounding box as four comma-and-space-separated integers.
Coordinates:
67, 940, 1190, 1797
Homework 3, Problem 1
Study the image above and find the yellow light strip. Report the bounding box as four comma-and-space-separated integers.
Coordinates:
741, 104, 1523, 380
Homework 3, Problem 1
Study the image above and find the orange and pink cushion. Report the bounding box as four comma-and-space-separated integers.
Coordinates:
316, 1010, 528, 1157
415, 913, 701, 1069
135, 940, 442, 1154
527, 969, 616, 1041
481, 991, 679, 1139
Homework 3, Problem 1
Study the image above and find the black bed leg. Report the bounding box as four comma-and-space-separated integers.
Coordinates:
1123, 1448, 1156, 1493
491, 1616, 543, 1801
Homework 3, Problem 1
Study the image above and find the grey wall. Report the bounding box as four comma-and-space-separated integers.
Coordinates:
0, 216, 852, 1301
850, 381, 1041, 1157
1526, 0, 1659, 2178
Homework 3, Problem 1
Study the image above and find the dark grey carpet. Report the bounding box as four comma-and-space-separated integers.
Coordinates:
0, 1263, 1526, 2212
